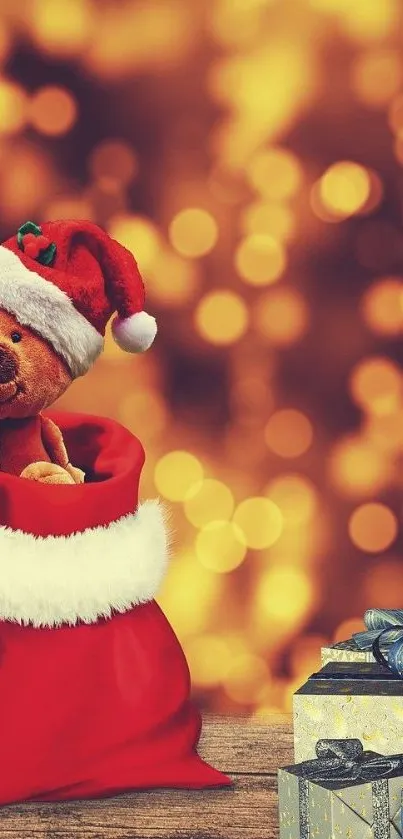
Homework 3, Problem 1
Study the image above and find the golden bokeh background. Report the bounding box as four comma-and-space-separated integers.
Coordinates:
0, 0, 402, 715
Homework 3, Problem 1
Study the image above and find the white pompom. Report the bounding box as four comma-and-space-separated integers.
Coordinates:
111, 311, 157, 353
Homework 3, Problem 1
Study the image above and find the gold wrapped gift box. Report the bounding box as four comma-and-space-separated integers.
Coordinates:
293, 662, 403, 764
321, 639, 375, 667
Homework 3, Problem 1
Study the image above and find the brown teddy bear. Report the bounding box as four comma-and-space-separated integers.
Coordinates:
0, 220, 156, 484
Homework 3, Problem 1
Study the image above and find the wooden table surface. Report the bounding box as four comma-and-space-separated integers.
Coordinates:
2, 714, 293, 838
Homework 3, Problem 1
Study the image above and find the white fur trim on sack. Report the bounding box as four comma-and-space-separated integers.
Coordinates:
0, 499, 169, 628
112, 311, 157, 353
0, 246, 103, 378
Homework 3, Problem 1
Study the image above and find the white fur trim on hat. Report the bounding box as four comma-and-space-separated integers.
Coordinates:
112, 311, 157, 353
0, 499, 170, 628
0, 246, 103, 378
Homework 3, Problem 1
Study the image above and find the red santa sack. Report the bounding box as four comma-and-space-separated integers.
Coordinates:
0, 410, 231, 805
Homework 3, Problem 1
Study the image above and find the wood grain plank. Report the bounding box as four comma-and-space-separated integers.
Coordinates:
0, 715, 293, 838
0, 778, 279, 839
199, 714, 293, 774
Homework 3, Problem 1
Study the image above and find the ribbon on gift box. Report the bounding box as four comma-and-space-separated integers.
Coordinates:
300, 739, 403, 782
295, 739, 403, 839
352, 609, 403, 677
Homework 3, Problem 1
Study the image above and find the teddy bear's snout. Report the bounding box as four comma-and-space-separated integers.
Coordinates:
0, 348, 18, 384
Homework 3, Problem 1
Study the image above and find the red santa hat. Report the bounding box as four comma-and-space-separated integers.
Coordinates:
0, 219, 157, 378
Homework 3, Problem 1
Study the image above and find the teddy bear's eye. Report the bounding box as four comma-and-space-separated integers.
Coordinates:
10, 332, 22, 343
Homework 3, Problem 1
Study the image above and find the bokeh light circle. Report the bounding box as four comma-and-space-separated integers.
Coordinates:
256, 566, 315, 623
352, 49, 402, 108
169, 208, 218, 258
108, 214, 160, 271
184, 479, 234, 528
235, 234, 286, 286
29, 86, 78, 136
233, 497, 283, 550
246, 147, 302, 199
253, 288, 309, 346
349, 356, 402, 415
348, 502, 398, 553
329, 436, 391, 497
318, 161, 371, 219
196, 521, 247, 573
154, 451, 204, 501
264, 409, 313, 458
89, 139, 138, 185
264, 475, 317, 526
361, 277, 403, 336
195, 290, 249, 345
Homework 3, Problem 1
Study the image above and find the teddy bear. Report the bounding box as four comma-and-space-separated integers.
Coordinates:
0, 219, 157, 485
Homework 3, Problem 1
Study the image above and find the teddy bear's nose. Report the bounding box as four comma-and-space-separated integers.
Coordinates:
0, 348, 17, 384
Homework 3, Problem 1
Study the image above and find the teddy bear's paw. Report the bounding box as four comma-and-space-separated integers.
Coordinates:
20, 461, 76, 485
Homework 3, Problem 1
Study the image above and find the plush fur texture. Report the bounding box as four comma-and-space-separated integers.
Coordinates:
112, 311, 157, 353
0, 499, 169, 627
0, 246, 103, 377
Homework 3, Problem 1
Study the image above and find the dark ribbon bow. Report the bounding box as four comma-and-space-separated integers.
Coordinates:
301, 739, 403, 783
351, 609, 403, 677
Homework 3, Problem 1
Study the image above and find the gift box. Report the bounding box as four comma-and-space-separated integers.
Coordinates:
0, 410, 231, 806
278, 738, 403, 839
293, 662, 403, 763
321, 639, 375, 666
321, 610, 403, 669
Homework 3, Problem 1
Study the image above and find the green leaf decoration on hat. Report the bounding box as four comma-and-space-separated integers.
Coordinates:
17, 220, 57, 267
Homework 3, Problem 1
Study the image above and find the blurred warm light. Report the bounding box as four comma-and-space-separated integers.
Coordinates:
253, 288, 309, 346
208, 0, 272, 49
118, 390, 168, 442
30, 0, 92, 56
184, 479, 234, 529
338, 0, 399, 42
264, 409, 313, 458
184, 634, 232, 687
246, 147, 303, 200
235, 234, 286, 286
349, 356, 402, 416
241, 201, 295, 242
43, 193, 94, 222
389, 94, 403, 136
362, 558, 403, 606
289, 634, 327, 677
195, 290, 249, 345
0, 143, 55, 219
108, 214, 161, 272
195, 521, 247, 573
333, 617, 366, 644
314, 161, 372, 221
223, 653, 269, 704
148, 250, 201, 307
348, 502, 398, 553
154, 451, 204, 502
351, 49, 402, 108
264, 475, 317, 527
158, 552, 221, 638
208, 42, 316, 167
0, 20, 11, 65
84, 0, 194, 77
0, 79, 27, 135
169, 208, 218, 258
233, 497, 283, 550
328, 435, 391, 497
88, 140, 138, 186
256, 566, 315, 624
29, 86, 78, 137
364, 411, 403, 452
361, 277, 403, 336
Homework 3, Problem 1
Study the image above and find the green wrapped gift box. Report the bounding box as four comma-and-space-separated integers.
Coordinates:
278, 739, 403, 839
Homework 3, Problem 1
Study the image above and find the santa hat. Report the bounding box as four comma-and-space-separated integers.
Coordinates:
0, 220, 157, 378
